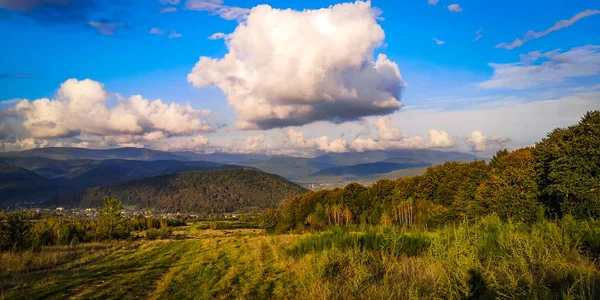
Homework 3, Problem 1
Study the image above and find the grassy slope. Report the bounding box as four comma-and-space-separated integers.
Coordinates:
1, 216, 599, 299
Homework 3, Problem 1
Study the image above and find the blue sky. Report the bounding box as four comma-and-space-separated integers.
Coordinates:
1, 0, 599, 155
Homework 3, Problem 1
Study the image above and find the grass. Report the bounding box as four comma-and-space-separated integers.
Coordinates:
1, 217, 599, 299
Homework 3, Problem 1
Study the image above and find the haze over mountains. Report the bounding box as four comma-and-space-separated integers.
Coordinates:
0, 147, 479, 209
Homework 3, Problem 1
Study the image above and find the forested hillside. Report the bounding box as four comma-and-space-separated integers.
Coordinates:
0, 158, 242, 207
80, 169, 307, 213
267, 111, 600, 231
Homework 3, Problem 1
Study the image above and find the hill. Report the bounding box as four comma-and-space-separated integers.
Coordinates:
80, 169, 307, 213
0, 166, 63, 206
310, 162, 431, 177
314, 149, 478, 166
0, 158, 244, 207
3, 147, 185, 161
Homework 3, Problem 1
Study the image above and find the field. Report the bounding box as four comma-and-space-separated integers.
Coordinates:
1, 216, 599, 299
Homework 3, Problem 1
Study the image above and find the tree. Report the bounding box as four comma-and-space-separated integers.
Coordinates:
259, 209, 282, 231
533, 111, 600, 218
96, 197, 129, 240
0, 212, 32, 252
473, 148, 543, 222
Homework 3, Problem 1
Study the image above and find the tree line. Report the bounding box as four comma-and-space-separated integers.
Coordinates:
261, 111, 600, 232
0, 197, 183, 252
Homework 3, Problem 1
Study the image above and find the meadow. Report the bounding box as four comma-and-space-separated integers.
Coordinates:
1, 216, 599, 300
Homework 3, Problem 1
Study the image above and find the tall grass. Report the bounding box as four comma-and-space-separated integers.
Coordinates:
1, 216, 598, 299
288, 215, 600, 299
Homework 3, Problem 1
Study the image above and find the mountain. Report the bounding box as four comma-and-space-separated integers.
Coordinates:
0, 157, 244, 207
235, 156, 337, 180
80, 169, 307, 213
311, 162, 431, 177
3, 147, 185, 161
0, 166, 63, 206
314, 149, 478, 166
172, 152, 271, 163
55, 159, 238, 188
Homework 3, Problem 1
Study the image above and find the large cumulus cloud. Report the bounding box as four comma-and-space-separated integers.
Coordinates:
10, 78, 213, 139
1, 78, 214, 151
188, 1, 404, 130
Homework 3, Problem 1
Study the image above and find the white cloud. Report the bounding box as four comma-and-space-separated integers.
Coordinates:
387, 91, 600, 149
150, 27, 165, 35
7, 79, 214, 140
474, 28, 484, 42
376, 115, 404, 140
89, 20, 125, 36
188, 1, 404, 130
160, 0, 180, 4
350, 129, 453, 152
448, 4, 462, 13
150, 28, 182, 39
208, 32, 227, 40
222, 134, 266, 153
160, 7, 178, 13
276, 116, 452, 154
428, 0, 439, 6
466, 131, 510, 152
280, 128, 349, 153
314, 136, 349, 153
496, 10, 600, 50
433, 37, 445, 45
185, 0, 250, 21
157, 135, 210, 151
168, 31, 182, 39
480, 45, 600, 90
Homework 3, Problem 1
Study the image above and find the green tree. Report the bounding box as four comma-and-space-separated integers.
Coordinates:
533, 111, 600, 218
0, 212, 32, 252
259, 209, 282, 231
96, 197, 129, 240
473, 148, 543, 222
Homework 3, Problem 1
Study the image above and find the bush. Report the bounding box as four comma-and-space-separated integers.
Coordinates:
145, 228, 160, 240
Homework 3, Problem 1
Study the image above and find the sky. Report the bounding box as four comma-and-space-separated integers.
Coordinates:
0, 0, 599, 157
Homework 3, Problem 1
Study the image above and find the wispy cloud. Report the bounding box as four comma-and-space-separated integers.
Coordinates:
474, 28, 484, 41
168, 31, 182, 39
150, 27, 165, 35
208, 32, 227, 40
480, 45, 600, 89
159, 0, 180, 4
186, 0, 250, 21
448, 4, 462, 13
89, 19, 125, 36
433, 37, 446, 45
428, 0, 439, 6
496, 9, 600, 50
150, 27, 182, 39
160, 7, 177, 14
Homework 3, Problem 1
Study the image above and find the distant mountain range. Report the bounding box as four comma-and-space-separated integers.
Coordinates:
0, 147, 481, 209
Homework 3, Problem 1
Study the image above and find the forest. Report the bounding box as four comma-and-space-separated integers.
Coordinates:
264, 111, 600, 232
80, 169, 307, 213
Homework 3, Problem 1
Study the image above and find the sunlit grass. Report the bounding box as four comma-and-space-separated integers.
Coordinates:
1, 216, 598, 299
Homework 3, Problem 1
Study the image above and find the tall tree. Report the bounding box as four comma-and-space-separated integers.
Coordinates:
533, 111, 600, 218
96, 197, 128, 240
